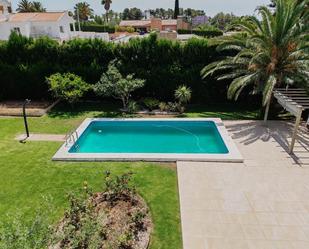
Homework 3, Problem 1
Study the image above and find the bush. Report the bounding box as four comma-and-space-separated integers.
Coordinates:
93, 61, 145, 109
47, 73, 89, 104
159, 102, 168, 112
78, 23, 115, 33
126, 27, 135, 33
127, 100, 139, 113
175, 85, 192, 113
143, 98, 160, 111
177, 29, 223, 37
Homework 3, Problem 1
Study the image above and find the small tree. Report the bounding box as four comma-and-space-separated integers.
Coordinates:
47, 73, 89, 105
94, 62, 145, 109
175, 85, 192, 113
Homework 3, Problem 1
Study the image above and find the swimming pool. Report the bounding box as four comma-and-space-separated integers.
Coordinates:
53, 118, 243, 162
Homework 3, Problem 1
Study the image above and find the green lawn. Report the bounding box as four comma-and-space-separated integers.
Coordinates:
0, 105, 182, 249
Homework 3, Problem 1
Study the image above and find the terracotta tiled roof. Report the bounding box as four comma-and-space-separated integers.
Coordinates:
162, 19, 177, 26
8, 12, 66, 22
119, 20, 151, 27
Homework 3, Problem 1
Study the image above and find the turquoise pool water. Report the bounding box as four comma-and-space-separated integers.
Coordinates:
69, 121, 229, 154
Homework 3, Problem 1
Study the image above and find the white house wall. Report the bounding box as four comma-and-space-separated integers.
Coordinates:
0, 21, 31, 40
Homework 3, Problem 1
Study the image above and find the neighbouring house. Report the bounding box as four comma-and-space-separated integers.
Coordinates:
192, 15, 210, 27
0, 0, 11, 16
0, 0, 109, 41
119, 16, 191, 32
0, 11, 76, 41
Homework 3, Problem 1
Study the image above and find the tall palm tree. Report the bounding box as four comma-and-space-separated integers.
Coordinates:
74, 2, 93, 22
201, 0, 309, 106
32, 1, 46, 12
102, 0, 112, 23
17, 0, 33, 12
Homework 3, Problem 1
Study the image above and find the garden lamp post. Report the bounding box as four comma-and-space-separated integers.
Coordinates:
23, 99, 31, 138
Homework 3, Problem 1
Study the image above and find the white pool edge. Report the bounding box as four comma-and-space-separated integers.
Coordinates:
52, 118, 243, 163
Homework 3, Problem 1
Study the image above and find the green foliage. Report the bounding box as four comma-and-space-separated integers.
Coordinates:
122, 7, 143, 20
178, 29, 223, 37
0, 32, 238, 104
94, 61, 145, 108
51, 182, 105, 249
175, 85, 192, 113
47, 73, 89, 104
74, 2, 93, 21
159, 102, 169, 112
202, 0, 309, 106
143, 98, 160, 111
17, 0, 45, 12
79, 23, 115, 33
103, 171, 136, 205
0, 199, 53, 249
210, 12, 241, 31
127, 100, 140, 113
175, 85, 192, 104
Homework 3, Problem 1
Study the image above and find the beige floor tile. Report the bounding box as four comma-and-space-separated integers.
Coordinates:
291, 241, 309, 249
204, 224, 228, 238
275, 213, 303, 226
204, 238, 227, 249
262, 226, 307, 241
273, 241, 293, 249
242, 225, 265, 240
238, 213, 259, 225
225, 224, 245, 239
225, 239, 250, 249
247, 240, 277, 249
178, 121, 309, 249
255, 213, 278, 225
183, 236, 206, 249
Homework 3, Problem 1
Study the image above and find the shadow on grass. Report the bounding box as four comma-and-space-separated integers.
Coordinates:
179, 103, 263, 120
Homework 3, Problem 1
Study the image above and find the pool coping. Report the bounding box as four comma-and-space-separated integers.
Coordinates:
52, 118, 243, 163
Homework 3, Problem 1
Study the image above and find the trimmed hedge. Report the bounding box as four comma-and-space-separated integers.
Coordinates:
77, 23, 116, 33
0, 32, 253, 104
177, 29, 223, 37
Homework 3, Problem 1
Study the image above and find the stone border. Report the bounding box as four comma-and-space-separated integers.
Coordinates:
52, 118, 243, 162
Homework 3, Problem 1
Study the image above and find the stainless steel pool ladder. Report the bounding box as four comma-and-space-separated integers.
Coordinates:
65, 130, 79, 147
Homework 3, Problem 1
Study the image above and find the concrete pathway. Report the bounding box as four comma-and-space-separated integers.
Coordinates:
178, 121, 309, 249
15, 133, 65, 142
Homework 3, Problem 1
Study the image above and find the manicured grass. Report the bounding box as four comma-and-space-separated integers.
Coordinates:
0, 110, 182, 249
182, 103, 262, 120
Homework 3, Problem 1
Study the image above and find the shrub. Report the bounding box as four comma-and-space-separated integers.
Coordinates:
115, 25, 127, 32
78, 23, 115, 33
143, 98, 160, 111
0, 199, 54, 249
175, 85, 192, 113
127, 100, 139, 113
126, 27, 135, 33
159, 102, 168, 112
93, 61, 145, 109
47, 73, 90, 104
177, 29, 223, 37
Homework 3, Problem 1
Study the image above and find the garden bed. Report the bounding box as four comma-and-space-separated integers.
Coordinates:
50, 173, 152, 249
0, 100, 59, 117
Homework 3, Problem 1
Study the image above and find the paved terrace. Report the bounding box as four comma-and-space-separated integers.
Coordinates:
178, 121, 309, 249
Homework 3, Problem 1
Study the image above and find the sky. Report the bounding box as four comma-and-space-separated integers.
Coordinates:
11, 0, 271, 17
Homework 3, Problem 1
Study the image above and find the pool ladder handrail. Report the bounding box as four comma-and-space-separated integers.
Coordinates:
65, 130, 79, 147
